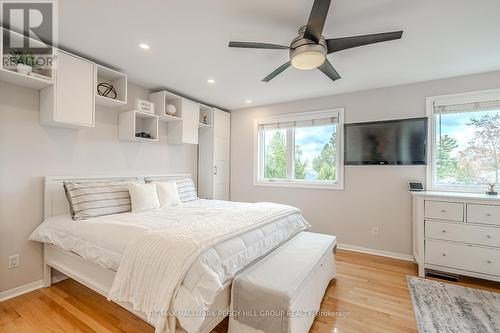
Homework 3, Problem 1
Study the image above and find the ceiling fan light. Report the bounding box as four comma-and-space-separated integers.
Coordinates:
291, 51, 325, 70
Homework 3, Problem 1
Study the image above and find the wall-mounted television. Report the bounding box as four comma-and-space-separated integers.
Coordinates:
344, 117, 427, 165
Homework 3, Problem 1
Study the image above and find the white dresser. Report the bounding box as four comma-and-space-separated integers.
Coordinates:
412, 191, 500, 282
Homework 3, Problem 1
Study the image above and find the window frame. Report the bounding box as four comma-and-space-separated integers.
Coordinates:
253, 108, 344, 190
426, 88, 500, 193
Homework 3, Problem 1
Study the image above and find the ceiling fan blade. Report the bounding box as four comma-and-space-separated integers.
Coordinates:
317, 59, 341, 82
326, 30, 403, 54
262, 61, 292, 82
303, 0, 331, 43
228, 41, 289, 50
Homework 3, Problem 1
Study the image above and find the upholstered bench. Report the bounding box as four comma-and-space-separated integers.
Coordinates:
229, 231, 336, 333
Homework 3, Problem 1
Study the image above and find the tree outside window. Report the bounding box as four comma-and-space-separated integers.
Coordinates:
435, 110, 500, 187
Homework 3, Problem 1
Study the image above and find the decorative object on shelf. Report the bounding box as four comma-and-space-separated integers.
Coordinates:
166, 104, 177, 116
135, 131, 152, 139
135, 98, 155, 114
201, 112, 208, 124
97, 82, 117, 99
9, 50, 38, 75
486, 183, 498, 196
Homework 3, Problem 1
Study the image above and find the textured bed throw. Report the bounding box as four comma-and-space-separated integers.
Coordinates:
407, 276, 500, 333
108, 201, 304, 333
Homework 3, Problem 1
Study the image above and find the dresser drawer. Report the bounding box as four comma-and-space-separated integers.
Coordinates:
425, 240, 500, 277
424, 201, 464, 222
467, 204, 500, 226
425, 221, 500, 247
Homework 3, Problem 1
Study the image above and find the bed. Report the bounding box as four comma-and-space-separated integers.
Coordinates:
30, 174, 311, 333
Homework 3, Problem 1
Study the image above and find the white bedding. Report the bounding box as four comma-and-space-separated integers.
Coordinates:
29, 199, 310, 333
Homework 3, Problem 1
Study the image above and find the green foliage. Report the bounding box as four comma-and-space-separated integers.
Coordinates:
312, 129, 336, 181
9, 50, 39, 68
436, 134, 458, 179
294, 145, 307, 179
264, 130, 286, 179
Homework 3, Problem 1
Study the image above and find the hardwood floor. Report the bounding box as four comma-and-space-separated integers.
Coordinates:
1, 250, 499, 333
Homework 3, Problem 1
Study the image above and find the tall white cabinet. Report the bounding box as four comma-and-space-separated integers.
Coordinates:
198, 108, 231, 200
40, 50, 95, 128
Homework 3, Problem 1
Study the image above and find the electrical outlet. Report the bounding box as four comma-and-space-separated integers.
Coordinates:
8, 254, 19, 269
372, 227, 380, 237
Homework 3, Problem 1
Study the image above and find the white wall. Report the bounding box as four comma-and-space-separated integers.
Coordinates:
0, 82, 197, 293
230, 70, 500, 256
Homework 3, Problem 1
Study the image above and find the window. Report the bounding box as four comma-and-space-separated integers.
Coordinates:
254, 109, 344, 189
428, 89, 500, 192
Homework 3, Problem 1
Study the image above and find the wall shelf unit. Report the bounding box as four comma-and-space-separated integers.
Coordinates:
0, 28, 54, 89
95, 65, 127, 107
199, 104, 213, 128
0, 67, 53, 89
158, 114, 182, 122
118, 110, 158, 142
149, 90, 200, 144
149, 90, 182, 121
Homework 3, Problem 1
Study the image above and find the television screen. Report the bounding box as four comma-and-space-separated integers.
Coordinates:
344, 117, 427, 165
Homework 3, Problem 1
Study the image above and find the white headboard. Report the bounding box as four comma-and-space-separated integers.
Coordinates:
44, 174, 192, 219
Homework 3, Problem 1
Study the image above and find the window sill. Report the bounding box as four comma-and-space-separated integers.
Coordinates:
254, 180, 344, 190
430, 185, 495, 194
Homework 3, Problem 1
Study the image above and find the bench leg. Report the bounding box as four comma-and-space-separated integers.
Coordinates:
43, 261, 51, 287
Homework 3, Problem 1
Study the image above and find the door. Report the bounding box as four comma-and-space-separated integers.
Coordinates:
181, 99, 199, 144
213, 110, 230, 200
55, 51, 95, 127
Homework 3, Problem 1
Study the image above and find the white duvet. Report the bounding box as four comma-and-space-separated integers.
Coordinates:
29, 199, 310, 333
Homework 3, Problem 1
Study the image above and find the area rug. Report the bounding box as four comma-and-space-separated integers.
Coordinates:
407, 276, 500, 333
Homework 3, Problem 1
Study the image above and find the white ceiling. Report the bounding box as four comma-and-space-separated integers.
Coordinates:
59, 0, 500, 110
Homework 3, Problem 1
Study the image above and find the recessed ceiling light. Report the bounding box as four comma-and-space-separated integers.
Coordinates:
245, 99, 252, 104
207, 79, 216, 84
139, 43, 150, 50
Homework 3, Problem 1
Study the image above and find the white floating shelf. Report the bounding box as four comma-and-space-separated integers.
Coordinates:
118, 110, 158, 142
0, 68, 53, 89
95, 94, 127, 107
95, 65, 127, 107
198, 122, 212, 128
0, 28, 54, 89
158, 114, 182, 122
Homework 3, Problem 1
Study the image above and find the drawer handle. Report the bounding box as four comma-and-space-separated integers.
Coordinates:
486, 235, 492, 239
442, 230, 447, 233
486, 213, 492, 217
441, 209, 446, 213
442, 253, 447, 257
486, 260, 492, 264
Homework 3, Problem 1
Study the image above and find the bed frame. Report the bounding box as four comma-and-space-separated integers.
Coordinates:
42, 174, 229, 333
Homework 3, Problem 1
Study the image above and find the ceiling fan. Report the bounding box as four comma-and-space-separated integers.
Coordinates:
228, 0, 403, 82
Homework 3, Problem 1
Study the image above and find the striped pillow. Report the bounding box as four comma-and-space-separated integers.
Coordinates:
175, 178, 198, 203
64, 181, 133, 220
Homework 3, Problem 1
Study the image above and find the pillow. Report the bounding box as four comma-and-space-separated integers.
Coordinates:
154, 181, 181, 207
145, 177, 198, 203
128, 183, 160, 212
173, 178, 198, 203
64, 180, 133, 221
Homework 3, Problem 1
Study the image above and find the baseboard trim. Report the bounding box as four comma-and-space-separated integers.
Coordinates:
0, 272, 68, 302
338, 243, 414, 262
0, 279, 43, 302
